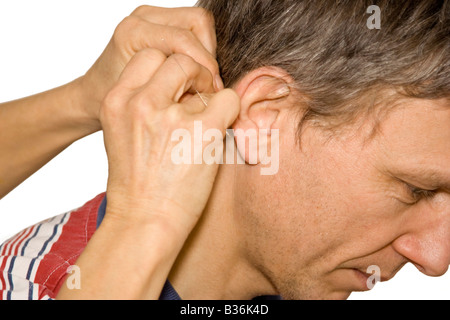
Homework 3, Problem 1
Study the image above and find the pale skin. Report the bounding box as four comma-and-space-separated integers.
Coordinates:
1, 5, 448, 300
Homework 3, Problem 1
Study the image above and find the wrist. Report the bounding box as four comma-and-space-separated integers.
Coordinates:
64, 76, 102, 134
103, 194, 197, 243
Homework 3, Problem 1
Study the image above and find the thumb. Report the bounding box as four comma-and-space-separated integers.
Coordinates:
203, 89, 241, 134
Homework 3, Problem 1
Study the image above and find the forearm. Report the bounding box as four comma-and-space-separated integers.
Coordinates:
56, 211, 187, 300
0, 77, 100, 198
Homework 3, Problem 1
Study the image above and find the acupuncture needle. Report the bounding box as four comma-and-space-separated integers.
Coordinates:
161, 37, 209, 108
161, 37, 231, 138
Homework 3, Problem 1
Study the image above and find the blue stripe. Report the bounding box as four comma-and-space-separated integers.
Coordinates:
24, 224, 44, 280
27, 277, 33, 299
21, 224, 43, 257
36, 214, 68, 258
96, 196, 107, 229
6, 256, 16, 300
23, 213, 68, 299
21, 223, 42, 300
28, 280, 33, 300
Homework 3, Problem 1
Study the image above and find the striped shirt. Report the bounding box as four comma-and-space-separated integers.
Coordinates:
0, 193, 181, 300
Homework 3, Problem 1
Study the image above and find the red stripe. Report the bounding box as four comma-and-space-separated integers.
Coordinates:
33, 193, 105, 299
1, 229, 25, 256
0, 255, 8, 293
0, 225, 36, 296
0, 237, 10, 256
13, 225, 35, 256
0, 228, 27, 294
6, 228, 29, 256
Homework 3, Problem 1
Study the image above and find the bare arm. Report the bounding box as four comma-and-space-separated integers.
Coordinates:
0, 78, 99, 199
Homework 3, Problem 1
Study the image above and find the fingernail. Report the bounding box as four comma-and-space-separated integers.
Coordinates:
215, 74, 224, 91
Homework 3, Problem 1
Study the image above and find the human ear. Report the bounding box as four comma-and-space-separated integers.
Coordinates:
231, 67, 293, 165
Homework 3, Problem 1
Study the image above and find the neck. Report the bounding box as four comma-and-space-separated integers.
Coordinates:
168, 154, 277, 300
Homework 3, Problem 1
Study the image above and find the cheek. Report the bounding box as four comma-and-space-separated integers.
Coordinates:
236, 127, 405, 276
271, 137, 402, 266
235, 146, 347, 271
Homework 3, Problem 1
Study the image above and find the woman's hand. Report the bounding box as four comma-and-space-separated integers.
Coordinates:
101, 48, 238, 238
78, 5, 223, 129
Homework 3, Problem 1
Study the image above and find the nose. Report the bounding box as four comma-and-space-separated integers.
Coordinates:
392, 205, 450, 277
393, 233, 449, 277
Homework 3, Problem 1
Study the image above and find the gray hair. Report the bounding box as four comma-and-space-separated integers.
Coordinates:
196, 0, 449, 134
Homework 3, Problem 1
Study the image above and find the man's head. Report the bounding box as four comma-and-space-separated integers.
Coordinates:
195, 0, 450, 299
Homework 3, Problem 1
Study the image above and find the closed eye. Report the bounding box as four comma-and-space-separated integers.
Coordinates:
405, 183, 439, 203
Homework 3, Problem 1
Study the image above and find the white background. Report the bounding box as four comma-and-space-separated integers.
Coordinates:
0, 0, 448, 300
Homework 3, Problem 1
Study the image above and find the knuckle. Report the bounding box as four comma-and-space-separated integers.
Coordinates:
174, 28, 196, 44
113, 15, 142, 44
173, 27, 218, 75
130, 5, 153, 17
193, 7, 215, 28
164, 106, 184, 128
128, 93, 156, 116
137, 48, 166, 64
101, 87, 125, 119
103, 86, 123, 107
